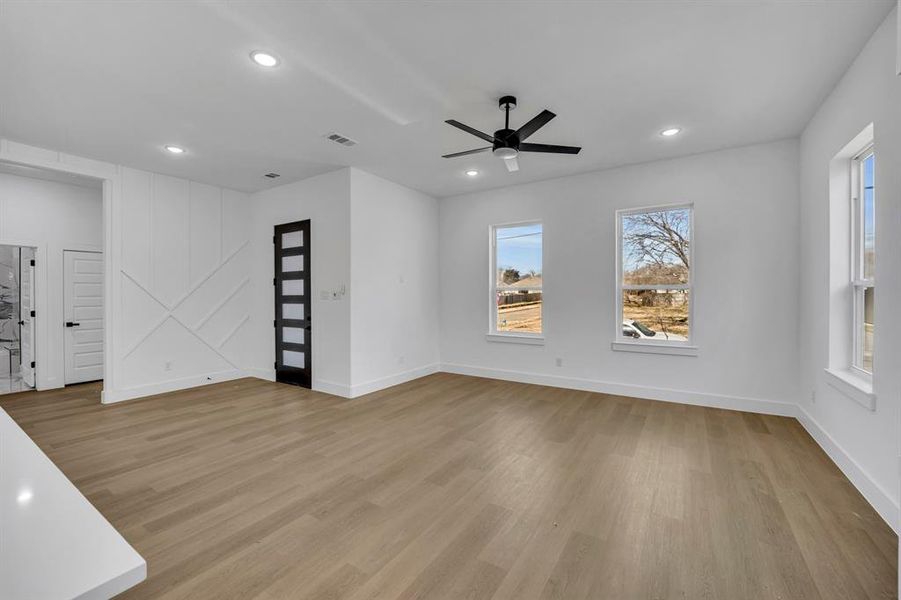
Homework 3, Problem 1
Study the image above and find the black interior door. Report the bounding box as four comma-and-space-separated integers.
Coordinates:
274, 220, 311, 388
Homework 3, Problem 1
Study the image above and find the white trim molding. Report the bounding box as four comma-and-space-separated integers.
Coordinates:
824, 367, 876, 410
101, 369, 247, 404
245, 367, 275, 382
440, 362, 796, 417
349, 363, 440, 398
313, 379, 352, 398
797, 407, 899, 533
611, 341, 698, 356
486, 333, 545, 346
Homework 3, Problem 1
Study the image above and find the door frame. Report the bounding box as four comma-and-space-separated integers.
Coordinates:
0, 240, 41, 388
0, 146, 111, 399
273, 219, 311, 388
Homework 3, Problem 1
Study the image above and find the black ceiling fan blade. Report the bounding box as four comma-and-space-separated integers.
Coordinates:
514, 109, 556, 141
519, 143, 581, 154
445, 120, 495, 143
442, 147, 491, 158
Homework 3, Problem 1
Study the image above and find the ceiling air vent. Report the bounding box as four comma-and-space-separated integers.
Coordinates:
264, 172, 280, 179
324, 132, 358, 147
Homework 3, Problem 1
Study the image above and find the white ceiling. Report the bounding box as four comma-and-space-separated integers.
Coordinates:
0, 1, 893, 198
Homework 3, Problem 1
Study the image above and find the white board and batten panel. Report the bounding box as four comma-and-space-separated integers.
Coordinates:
64, 250, 104, 385
150, 174, 190, 308
120, 168, 152, 287
116, 167, 252, 400
189, 181, 222, 285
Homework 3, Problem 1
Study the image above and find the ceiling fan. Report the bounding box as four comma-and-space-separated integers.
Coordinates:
442, 95, 581, 172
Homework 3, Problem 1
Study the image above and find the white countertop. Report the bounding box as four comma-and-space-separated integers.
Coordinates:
1, 408, 146, 599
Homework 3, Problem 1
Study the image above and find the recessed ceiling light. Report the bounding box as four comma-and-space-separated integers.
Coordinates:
660, 127, 682, 137
164, 145, 185, 154
250, 51, 279, 68
465, 170, 479, 177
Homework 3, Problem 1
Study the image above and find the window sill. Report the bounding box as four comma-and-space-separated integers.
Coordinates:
824, 368, 875, 411
611, 341, 698, 356
486, 333, 545, 346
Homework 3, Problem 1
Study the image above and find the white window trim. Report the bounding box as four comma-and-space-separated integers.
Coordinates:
611, 340, 698, 356
849, 146, 874, 379
487, 220, 544, 345
824, 367, 875, 411
614, 203, 695, 353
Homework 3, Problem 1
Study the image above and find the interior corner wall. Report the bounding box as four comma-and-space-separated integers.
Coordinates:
348, 168, 440, 396
438, 139, 801, 415
0, 172, 102, 390
798, 8, 901, 531
247, 168, 352, 396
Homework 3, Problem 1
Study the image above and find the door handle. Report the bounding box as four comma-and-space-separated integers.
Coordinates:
17, 320, 24, 326
66, 322, 80, 327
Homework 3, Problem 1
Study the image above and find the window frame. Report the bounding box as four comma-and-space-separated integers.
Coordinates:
488, 220, 544, 342
850, 145, 875, 378
615, 203, 694, 349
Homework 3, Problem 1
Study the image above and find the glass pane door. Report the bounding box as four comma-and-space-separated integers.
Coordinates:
274, 220, 311, 388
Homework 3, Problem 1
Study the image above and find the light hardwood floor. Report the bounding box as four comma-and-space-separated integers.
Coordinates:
1, 374, 896, 599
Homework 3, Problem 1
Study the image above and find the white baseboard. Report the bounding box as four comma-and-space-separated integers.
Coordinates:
101, 369, 247, 404
797, 407, 899, 534
243, 365, 440, 399
243, 368, 350, 398
349, 363, 440, 398
313, 379, 352, 397
440, 362, 798, 417
245, 368, 275, 382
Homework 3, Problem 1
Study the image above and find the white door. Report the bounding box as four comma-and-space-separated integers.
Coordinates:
19, 248, 35, 388
64, 251, 104, 384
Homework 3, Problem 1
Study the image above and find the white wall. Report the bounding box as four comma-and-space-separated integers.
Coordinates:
247, 169, 352, 395
798, 9, 901, 531
0, 172, 102, 389
115, 168, 252, 400
439, 139, 801, 414
349, 169, 439, 396
0, 139, 254, 402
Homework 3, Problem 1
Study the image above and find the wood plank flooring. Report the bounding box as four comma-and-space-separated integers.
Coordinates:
1, 374, 896, 599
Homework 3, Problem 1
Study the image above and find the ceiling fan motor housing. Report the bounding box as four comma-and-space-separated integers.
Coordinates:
493, 129, 519, 158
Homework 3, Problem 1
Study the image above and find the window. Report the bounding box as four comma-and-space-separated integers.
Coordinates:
490, 222, 543, 337
617, 205, 692, 344
851, 148, 875, 374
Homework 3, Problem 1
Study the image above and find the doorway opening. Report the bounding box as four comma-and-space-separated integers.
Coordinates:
0, 160, 104, 395
0, 244, 37, 394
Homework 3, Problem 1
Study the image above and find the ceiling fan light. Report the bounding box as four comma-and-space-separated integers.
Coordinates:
493, 147, 518, 160
250, 51, 280, 68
